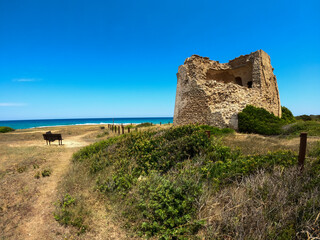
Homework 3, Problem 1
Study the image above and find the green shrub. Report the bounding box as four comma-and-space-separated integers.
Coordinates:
137, 172, 203, 238
282, 121, 320, 136
281, 106, 296, 123
201, 150, 297, 187
296, 115, 313, 121
41, 169, 52, 177
238, 105, 284, 135
54, 194, 88, 234
0, 126, 15, 133
136, 122, 153, 128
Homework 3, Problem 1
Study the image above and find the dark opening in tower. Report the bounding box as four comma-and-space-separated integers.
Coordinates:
247, 81, 253, 88
235, 77, 242, 86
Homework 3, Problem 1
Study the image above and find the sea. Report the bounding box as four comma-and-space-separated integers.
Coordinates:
0, 117, 173, 130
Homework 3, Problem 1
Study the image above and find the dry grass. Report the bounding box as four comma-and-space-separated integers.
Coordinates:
222, 133, 320, 155
197, 163, 320, 239
0, 124, 114, 239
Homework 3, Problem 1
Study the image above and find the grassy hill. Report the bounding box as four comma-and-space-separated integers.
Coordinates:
55, 125, 320, 239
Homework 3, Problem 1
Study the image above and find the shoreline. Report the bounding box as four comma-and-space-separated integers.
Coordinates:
0, 117, 173, 130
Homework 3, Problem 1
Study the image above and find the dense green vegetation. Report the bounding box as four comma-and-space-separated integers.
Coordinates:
55, 125, 311, 239
296, 114, 320, 121
238, 105, 290, 135
296, 115, 313, 121
0, 126, 15, 133
281, 106, 296, 123
282, 121, 320, 136
124, 122, 154, 129
238, 105, 320, 136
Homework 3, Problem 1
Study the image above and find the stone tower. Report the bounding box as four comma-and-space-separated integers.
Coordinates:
173, 50, 281, 129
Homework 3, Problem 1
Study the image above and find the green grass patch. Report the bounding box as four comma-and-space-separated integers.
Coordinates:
54, 194, 88, 234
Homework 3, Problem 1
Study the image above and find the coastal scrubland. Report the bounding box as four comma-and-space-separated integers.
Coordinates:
1, 121, 320, 239
54, 124, 320, 239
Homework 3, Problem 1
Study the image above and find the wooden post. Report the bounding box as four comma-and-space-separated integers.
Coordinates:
205, 130, 211, 138
298, 132, 307, 172
128, 127, 130, 133
118, 126, 120, 134
122, 125, 124, 134
112, 125, 113, 132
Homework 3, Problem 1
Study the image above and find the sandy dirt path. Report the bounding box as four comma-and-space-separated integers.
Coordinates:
0, 126, 130, 240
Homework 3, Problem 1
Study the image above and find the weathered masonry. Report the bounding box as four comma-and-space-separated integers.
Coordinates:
173, 50, 281, 129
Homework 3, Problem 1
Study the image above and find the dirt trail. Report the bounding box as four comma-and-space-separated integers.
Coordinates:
16, 132, 91, 239
0, 126, 129, 240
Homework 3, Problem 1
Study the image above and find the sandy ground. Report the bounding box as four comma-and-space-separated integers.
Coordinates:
0, 125, 128, 240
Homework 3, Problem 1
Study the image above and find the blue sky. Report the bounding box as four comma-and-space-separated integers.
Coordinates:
0, 0, 319, 120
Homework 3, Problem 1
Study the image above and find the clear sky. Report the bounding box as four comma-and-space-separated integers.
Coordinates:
0, 0, 319, 120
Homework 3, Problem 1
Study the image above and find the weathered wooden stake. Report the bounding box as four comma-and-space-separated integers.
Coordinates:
128, 127, 130, 133
122, 125, 124, 134
298, 132, 307, 172
118, 126, 120, 134
205, 130, 211, 138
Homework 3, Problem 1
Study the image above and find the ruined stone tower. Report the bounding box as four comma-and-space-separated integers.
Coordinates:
173, 50, 281, 129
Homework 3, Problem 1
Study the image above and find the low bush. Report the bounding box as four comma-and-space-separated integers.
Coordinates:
238, 105, 297, 135
136, 122, 153, 128
41, 169, 52, 177
54, 194, 88, 234
238, 105, 284, 135
0, 126, 15, 133
282, 121, 320, 136
281, 106, 296, 123
296, 115, 313, 121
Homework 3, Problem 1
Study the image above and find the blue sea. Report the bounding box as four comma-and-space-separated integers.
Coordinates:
0, 117, 173, 130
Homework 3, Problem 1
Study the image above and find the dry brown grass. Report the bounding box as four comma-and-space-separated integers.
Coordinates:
197, 163, 320, 239
222, 133, 320, 155
0, 124, 120, 239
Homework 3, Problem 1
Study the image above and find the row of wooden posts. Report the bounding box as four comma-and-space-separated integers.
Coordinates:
107, 124, 131, 134
107, 122, 167, 135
